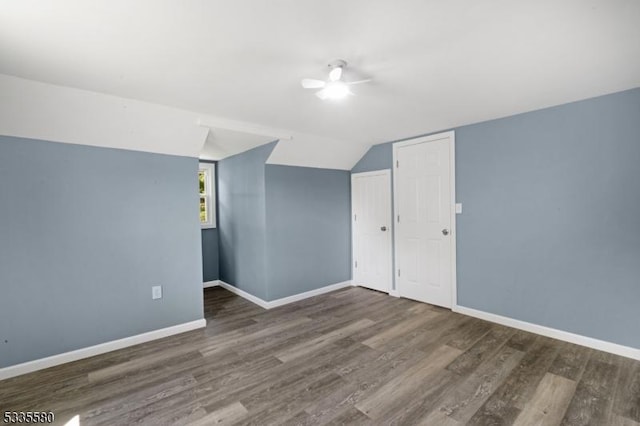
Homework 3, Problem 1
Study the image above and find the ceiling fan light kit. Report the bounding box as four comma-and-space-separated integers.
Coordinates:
319, 81, 351, 100
301, 59, 369, 101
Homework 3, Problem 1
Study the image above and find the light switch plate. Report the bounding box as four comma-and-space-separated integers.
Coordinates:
152, 285, 162, 300
455, 203, 463, 214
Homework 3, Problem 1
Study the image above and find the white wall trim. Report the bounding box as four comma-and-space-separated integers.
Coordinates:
453, 305, 640, 361
217, 281, 270, 308
203, 280, 221, 288
0, 319, 207, 381
199, 162, 217, 229
218, 280, 353, 309
350, 169, 393, 179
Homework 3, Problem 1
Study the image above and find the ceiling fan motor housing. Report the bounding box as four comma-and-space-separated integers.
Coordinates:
328, 59, 347, 69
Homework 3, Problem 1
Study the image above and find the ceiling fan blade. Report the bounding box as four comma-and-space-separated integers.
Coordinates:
345, 79, 371, 85
301, 79, 326, 89
315, 89, 329, 100
329, 67, 342, 82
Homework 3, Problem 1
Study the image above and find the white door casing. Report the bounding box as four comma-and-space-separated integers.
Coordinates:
393, 131, 456, 308
351, 170, 393, 293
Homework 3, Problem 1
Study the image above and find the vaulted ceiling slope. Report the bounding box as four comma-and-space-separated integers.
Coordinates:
1, 1, 639, 166
0, 74, 368, 167
0, 74, 209, 157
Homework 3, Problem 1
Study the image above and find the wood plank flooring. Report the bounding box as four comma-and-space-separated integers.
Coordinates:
1, 286, 638, 425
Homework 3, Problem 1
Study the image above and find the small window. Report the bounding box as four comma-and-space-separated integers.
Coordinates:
199, 163, 216, 228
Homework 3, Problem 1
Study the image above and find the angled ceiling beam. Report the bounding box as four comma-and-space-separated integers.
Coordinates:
197, 115, 293, 141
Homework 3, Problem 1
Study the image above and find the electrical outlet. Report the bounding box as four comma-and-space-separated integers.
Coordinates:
152, 285, 162, 300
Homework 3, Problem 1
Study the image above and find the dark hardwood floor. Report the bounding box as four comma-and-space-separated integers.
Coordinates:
1, 286, 638, 425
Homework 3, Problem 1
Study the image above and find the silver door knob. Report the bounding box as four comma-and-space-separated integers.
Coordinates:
381, 226, 387, 232
442, 229, 449, 236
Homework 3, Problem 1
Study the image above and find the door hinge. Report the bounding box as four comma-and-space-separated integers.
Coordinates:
354, 214, 357, 221
355, 261, 358, 268
397, 214, 400, 223
397, 269, 401, 277
396, 160, 399, 168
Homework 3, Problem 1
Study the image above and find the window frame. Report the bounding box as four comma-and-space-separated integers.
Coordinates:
199, 162, 216, 229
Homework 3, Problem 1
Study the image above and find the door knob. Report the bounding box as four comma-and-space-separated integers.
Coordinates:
381, 226, 387, 232
442, 229, 449, 236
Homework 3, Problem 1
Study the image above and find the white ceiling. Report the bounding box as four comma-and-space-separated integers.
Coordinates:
199, 128, 274, 161
1, 0, 639, 157
0, 74, 209, 157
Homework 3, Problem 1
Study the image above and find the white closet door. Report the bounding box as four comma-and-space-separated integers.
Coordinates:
352, 170, 392, 293
394, 132, 455, 308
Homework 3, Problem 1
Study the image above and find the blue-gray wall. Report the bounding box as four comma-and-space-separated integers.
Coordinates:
217, 142, 276, 300
352, 143, 393, 173
0, 136, 204, 368
201, 228, 219, 282
352, 87, 640, 349
217, 143, 352, 302
265, 165, 351, 300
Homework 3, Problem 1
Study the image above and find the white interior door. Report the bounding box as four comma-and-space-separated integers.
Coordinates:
394, 132, 456, 308
352, 170, 392, 293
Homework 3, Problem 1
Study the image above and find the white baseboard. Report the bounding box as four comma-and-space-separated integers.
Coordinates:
218, 280, 353, 309
389, 289, 400, 297
218, 281, 271, 308
0, 319, 207, 381
453, 305, 640, 361
203, 280, 221, 288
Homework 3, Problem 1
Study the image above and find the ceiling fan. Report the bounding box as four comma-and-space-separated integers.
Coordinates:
301, 59, 370, 100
